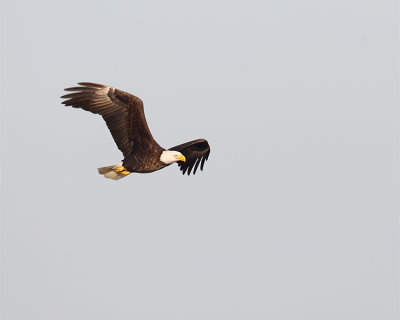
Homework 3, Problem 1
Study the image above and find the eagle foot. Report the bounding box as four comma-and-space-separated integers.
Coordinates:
115, 166, 125, 173
115, 166, 131, 175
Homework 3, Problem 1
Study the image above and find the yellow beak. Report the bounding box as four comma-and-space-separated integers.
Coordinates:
178, 154, 186, 162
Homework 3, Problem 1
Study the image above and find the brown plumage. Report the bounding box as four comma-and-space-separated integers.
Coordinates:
170, 139, 211, 175
61, 82, 210, 179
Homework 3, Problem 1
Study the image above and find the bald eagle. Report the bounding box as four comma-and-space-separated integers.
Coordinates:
61, 82, 210, 180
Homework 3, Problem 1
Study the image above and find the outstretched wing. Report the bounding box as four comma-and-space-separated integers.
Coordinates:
170, 139, 210, 175
61, 82, 157, 157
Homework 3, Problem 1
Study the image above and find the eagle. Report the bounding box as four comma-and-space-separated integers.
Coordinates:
61, 82, 210, 180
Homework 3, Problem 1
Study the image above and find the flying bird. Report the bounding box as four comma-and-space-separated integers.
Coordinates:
61, 82, 210, 180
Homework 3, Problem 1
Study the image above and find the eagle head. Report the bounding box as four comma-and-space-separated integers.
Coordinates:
160, 150, 186, 165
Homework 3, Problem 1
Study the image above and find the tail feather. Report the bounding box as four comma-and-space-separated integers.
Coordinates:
97, 163, 128, 180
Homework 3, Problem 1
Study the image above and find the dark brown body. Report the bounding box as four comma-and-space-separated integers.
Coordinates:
123, 145, 167, 173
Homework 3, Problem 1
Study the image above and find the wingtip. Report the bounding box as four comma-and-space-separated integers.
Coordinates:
77, 82, 106, 88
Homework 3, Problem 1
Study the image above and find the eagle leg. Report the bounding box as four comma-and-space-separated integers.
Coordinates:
115, 166, 131, 175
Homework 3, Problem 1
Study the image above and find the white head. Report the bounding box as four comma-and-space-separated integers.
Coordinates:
160, 150, 186, 165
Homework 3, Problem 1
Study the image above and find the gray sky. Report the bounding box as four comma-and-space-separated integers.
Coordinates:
1, 0, 398, 319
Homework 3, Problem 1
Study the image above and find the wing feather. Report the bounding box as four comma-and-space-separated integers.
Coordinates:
61, 82, 156, 157
78, 82, 106, 88
169, 139, 210, 175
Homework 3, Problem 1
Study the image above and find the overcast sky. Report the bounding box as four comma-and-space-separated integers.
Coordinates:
1, 1, 398, 319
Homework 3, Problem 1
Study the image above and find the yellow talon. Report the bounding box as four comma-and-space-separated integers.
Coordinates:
114, 165, 131, 175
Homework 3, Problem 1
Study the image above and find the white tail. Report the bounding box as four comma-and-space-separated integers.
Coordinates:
97, 163, 129, 180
